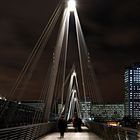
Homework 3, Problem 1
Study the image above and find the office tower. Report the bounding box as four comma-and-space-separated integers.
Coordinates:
92, 104, 124, 120
124, 63, 140, 120
80, 101, 91, 119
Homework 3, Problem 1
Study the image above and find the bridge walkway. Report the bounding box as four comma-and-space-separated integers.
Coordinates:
39, 123, 102, 140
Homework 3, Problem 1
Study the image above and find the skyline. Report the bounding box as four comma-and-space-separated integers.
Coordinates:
0, 0, 140, 102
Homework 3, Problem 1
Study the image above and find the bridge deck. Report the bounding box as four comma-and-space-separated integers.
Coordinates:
39, 124, 102, 140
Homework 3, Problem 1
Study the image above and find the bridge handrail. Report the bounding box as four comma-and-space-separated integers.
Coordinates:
86, 122, 140, 140
0, 122, 57, 140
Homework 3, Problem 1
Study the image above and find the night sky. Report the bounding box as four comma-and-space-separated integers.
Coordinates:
0, 0, 140, 103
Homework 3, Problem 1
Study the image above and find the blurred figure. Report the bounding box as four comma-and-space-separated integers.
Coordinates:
77, 117, 82, 132
72, 113, 82, 132
58, 115, 67, 138
72, 114, 78, 132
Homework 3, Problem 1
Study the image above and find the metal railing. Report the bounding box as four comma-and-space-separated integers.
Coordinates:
0, 122, 57, 140
87, 122, 140, 140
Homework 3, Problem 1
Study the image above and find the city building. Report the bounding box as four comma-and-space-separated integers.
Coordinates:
0, 100, 43, 128
91, 103, 124, 121
124, 63, 140, 120
21, 100, 45, 110
80, 101, 91, 119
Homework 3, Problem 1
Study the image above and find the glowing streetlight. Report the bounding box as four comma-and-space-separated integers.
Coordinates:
67, 0, 76, 12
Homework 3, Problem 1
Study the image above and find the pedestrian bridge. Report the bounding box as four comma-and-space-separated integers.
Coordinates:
0, 1, 140, 140
39, 123, 140, 140
0, 121, 139, 140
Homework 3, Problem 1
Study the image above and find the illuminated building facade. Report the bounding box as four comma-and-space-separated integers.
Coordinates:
80, 101, 91, 119
124, 64, 140, 120
91, 104, 124, 120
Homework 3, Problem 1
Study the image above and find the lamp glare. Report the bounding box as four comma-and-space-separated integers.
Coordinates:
67, 0, 76, 12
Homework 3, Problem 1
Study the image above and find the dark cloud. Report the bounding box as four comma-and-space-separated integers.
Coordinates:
0, 0, 140, 102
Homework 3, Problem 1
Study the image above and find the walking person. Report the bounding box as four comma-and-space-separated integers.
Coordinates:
58, 115, 67, 138
72, 113, 82, 132
77, 117, 82, 132
72, 115, 78, 132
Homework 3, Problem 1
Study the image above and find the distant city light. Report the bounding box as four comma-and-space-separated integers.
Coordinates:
0, 95, 7, 100
88, 117, 91, 121
67, 0, 76, 12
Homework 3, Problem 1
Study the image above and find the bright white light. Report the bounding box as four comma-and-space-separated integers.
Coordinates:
72, 71, 76, 77
67, 0, 76, 12
89, 118, 91, 121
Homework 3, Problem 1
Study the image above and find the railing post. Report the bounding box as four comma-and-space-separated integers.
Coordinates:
117, 132, 121, 140
125, 130, 129, 140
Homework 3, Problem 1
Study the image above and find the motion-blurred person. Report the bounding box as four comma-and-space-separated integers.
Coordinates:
58, 115, 67, 138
